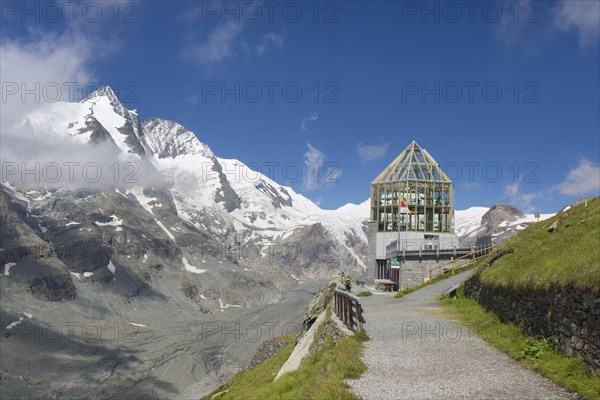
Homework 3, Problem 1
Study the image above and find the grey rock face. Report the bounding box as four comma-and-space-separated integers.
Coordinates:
213, 161, 242, 212
481, 204, 525, 227
459, 203, 534, 246
255, 181, 293, 209
1, 184, 77, 302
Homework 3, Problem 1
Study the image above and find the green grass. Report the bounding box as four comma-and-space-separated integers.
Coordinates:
481, 197, 600, 292
202, 331, 369, 400
356, 291, 372, 297
442, 289, 600, 400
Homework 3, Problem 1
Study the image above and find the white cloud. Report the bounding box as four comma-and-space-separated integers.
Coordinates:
355, 142, 389, 162
503, 158, 599, 211
184, 22, 245, 65
301, 113, 319, 132
494, 1, 599, 49
503, 182, 541, 211
304, 144, 325, 191
494, 0, 533, 45
504, 182, 519, 198
0, 31, 165, 189
0, 33, 96, 130
553, 1, 600, 48
303, 144, 342, 191
553, 158, 600, 196
256, 32, 284, 55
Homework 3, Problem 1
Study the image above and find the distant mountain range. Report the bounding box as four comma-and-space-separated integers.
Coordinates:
456, 204, 554, 245
0, 86, 558, 398
0, 85, 560, 304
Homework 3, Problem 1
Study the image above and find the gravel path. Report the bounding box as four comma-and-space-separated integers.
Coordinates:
348, 271, 577, 400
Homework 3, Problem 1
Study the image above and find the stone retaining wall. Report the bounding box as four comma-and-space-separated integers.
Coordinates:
464, 273, 600, 376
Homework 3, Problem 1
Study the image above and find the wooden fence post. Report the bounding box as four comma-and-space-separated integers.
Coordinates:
333, 288, 365, 333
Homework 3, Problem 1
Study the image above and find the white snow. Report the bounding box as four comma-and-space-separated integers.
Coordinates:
24, 313, 32, 319
330, 199, 370, 218
454, 207, 489, 237
94, 215, 123, 227
65, 221, 81, 226
114, 188, 129, 198
128, 187, 157, 216
219, 298, 242, 311
83, 272, 94, 277
125, 320, 146, 327
107, 261, 116, 274
155, 220, 175, 240
6, 317, 24, 330
82, 95, 131, 154
454, 207, 554, 238
128, 188, 176, 240
182, 256, 206, 274
3, 263, 16, 276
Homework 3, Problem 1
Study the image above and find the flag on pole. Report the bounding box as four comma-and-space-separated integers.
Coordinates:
399, 198, 413, 214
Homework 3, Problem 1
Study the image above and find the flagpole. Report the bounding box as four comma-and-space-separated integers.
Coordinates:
397, 185, 400, 252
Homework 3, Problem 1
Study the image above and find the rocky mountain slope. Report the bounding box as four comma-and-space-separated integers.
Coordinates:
0, 87, 368, 398
456, 204, 554, 245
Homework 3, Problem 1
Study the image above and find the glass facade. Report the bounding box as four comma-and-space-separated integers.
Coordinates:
370, 141, 454, 233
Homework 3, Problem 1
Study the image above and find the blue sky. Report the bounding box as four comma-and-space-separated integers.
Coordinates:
1, 0, 599, 212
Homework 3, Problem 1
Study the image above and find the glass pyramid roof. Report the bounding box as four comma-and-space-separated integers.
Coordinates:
372, 141, 452, 183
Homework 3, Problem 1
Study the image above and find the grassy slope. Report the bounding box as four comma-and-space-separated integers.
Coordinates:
202, 332, 368, 400
481, 197, 600, 292
442, 290, 600, 400
438, 198, 600, 399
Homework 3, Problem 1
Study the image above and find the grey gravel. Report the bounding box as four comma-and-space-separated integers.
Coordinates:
348, 271, 578, 400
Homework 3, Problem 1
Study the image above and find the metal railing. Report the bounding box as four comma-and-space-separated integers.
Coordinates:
334, 286, 365, 332
427, 245, 495, 282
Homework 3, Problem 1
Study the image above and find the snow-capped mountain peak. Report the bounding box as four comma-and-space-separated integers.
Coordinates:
83, 85, 120, 105
456, 204, 554, 244
79, 85, 148, 156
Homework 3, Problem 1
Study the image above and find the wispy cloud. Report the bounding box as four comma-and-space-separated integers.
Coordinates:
503, 182, 541, 212
184, 22, 245, 65
553, 158, 600, 196
461, 182, 483, 190
257, 32, 284, 55
494, 1, 599, 49
355, 142, 389, 162
494, 0, 534, 46
0, 30, 164, 189
553, 0, 600, 48
1, 32, 96, 130
503, 157, 600, 211
301, 113, 319, 132
303, 144, 342, 191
